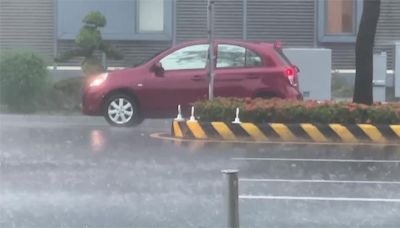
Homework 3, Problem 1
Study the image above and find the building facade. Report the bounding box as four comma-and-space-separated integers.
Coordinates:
1, 0, 399, 69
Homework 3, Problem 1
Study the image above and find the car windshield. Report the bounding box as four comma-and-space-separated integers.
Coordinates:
133, 47, 170, 67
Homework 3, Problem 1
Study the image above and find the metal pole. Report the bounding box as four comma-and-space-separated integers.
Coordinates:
313, 0, 317, 48
222, 169, 239, 228
207, 0, 215, 100
172, 0, 177, 45
102, 52, 107, 70
242, 0, 247, 40
53, 0, 58, 69
395, 41, 400, 97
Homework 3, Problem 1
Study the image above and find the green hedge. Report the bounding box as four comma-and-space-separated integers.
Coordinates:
0, 51, 49, 113
194, 97, 400, 124
0, 50, 84, 114
38, 77, 84, 113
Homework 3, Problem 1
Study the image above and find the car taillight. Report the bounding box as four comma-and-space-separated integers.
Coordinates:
286, 68, 294, 77
285, 67, 297, 87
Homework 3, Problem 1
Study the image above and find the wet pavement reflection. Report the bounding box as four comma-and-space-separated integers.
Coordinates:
0, 114, 399, 228
90, 129, 106, 152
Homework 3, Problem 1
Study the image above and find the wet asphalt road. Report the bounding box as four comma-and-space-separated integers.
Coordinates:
1, 114, 400, 228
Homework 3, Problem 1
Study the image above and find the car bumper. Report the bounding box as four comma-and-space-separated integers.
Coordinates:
285, 87, 303, 100
81, 89, 104, 115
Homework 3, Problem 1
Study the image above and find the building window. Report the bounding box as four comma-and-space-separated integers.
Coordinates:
57, 0, 173, 41
326, 0, 354, 34
138, 0, 164, 32
318, 0, 363, 42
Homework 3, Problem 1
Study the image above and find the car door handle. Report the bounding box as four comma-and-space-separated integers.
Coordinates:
246, 75, 259, 79
191, 75, 203, 81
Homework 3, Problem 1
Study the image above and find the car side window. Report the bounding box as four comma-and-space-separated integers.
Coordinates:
160, 44, 209, 71
245, 49, 263, 67
217, 44, 245, 68
217, 44, 263, 68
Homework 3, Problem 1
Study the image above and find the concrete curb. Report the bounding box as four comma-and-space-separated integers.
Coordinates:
172, 120, 400, 144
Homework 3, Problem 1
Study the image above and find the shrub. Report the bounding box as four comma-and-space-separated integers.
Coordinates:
38, 77, 84, 113
0, 51, 49, 113
194, 97, 400, 124
55, 11, 122, 76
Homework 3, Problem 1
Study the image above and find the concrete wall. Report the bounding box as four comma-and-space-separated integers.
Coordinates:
0, 0, 54, 61
1, 0, 400, 69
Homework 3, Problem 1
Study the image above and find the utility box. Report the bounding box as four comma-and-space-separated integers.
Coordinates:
395, 42, 400, 97
283, 48, 332, 100
373, 52, 387, 102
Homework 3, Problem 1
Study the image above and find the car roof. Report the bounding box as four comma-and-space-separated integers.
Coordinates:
177, 39, 275, 48
145, 39, 278, 66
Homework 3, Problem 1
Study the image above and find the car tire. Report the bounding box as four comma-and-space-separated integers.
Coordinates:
103, 93, 143, 127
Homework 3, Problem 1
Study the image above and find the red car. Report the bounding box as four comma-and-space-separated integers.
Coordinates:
82, 39, 302, 127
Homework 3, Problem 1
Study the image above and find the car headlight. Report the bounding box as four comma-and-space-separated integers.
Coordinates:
89, 72, 108, 87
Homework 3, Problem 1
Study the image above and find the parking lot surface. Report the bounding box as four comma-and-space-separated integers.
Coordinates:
1, 114, 399, 227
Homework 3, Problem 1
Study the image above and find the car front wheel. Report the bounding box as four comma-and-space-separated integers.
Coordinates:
104, 94, 143, 127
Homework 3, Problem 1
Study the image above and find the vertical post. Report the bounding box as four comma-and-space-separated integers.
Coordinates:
207, 0, 215, 100
242, 0, 247, 40
172, 0, 177, 45
313, 0, 317, 48
395, 42, 400, 97
222, 169, 239, 228
102, 52, 107, 70
53, 0, 58, 70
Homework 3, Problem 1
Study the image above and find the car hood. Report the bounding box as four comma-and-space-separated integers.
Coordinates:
106, 65, 148, 86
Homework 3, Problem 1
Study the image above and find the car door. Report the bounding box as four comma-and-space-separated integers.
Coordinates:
214, 44, 264, 98
143, 44, 209, 117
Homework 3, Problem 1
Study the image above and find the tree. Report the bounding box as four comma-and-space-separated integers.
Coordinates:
55, 11, 123, 76
353, 0, 381, 105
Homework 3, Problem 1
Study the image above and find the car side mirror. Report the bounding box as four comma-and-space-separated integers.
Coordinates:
152, 63, 165, 76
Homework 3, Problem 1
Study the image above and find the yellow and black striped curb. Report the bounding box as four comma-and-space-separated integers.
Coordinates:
172, 120, 400, 144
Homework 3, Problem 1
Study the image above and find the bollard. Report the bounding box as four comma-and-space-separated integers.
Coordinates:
222, 169, 239, 228
174, 104, 184, 121
232, 108, 241, 124
189, 106, 197, 122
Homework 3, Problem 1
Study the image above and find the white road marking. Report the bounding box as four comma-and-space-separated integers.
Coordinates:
231, 157, 400, 163
239, 195, 400, 203
239, 178, 400, 185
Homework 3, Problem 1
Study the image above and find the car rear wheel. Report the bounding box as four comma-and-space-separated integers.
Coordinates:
104, 94, 143, 127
